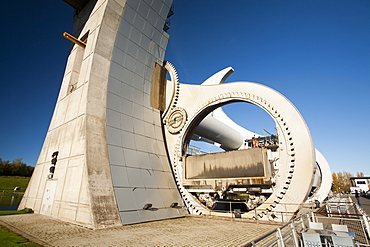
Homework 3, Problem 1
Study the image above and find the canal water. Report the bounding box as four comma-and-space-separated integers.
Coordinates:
0, 193, 23, 211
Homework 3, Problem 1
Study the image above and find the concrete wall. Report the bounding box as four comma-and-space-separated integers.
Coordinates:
20, 0, 185, 228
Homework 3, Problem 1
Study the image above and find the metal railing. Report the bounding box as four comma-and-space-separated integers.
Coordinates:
203, 200, 319, 222
325, 196, 370, 239
244, 212, 310, 247
187, 145, 208, 155
243, 199, 370, 246
350, 197, 370, 239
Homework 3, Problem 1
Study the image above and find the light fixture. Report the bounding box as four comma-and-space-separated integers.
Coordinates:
143, 203, 152, 210
170, 202, 178, 208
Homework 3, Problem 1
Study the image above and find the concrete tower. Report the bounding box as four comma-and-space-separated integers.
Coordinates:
21, 0, 332, 228
19, 0, 186, 229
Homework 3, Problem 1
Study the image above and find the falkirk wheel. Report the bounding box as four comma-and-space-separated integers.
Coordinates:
19, 0, 331, 229
162, 62, 332, 220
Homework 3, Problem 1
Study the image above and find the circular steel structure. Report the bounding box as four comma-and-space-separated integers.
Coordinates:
163, 64, 316, 220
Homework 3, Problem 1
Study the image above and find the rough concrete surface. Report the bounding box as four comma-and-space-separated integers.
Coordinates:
0, 214, 280, 246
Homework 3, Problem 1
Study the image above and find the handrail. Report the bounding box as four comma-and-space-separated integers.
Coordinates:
243, 194, 370, 246
315, 211, 363, 217
327, 201, 357, 204
243, 229, 276, 247
243, 212, 310, 247
201, 199, 311, 219
244, 210, 370, 246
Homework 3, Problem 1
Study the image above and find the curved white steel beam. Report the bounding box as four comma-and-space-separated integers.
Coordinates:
310, 149, 332, 203
195, 101, 332, 204
194, 114, 244, 150
193, 67, 259, 148
163, 65, 315, 221
209, 107, 261, 140
198, 69, 331, 204
201, 67, 234, 85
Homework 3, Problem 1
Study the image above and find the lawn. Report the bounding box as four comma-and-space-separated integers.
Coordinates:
0, 178, 40, 246
0, 176, 30, 193
0, 176, 31, 208
0, 209, 33, 216
0, 225, 41, 246
0, 210, 39, 246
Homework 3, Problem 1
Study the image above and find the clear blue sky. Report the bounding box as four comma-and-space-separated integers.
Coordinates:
1, 1, 369, 176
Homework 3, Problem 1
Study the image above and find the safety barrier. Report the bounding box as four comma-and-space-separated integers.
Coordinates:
202, 199, 319, 222
243, 199, 370, 246
326, 196, 370, 239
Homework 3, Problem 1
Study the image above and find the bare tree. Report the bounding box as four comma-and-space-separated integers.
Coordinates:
356, 172, 364, 177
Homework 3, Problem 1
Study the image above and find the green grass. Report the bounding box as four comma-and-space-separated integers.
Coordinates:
0, 226, 41, 246
0, 209, 33, 216
0, 176, 31, 208
0, 176, 30, 193
0, 177, 39, 246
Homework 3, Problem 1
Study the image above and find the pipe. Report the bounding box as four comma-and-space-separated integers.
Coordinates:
63, 32, 86, 48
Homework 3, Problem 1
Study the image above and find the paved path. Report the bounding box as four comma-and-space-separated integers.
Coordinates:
350, 194, 370, 215
0, 214, 280, 246
358, 195, 370, 215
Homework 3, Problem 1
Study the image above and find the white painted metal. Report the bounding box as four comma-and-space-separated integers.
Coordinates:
195, 107, 332, 204
196, 113, 332, 206
198, 67, 261, 142
163, 64, 316, 220
309, 149, 333, 203
210, 107, 260, 140
20, 0, 332, 228
194, 114, 244, 150
40, 180, 58, 216
195, 67, 332, 208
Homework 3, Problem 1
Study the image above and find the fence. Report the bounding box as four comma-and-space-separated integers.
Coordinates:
244, 212, 369, 246
202, 199, 319, 222
243, 197, 370, 246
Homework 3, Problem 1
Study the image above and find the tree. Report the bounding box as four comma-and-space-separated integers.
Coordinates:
0, 158, 34, 177
332, 173, 339, 192
356, 172, 364, 177
331, 171, 353, 193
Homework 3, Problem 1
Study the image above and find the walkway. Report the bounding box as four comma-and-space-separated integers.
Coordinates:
349, 194, 370, 215
0, 214, 280, 246
358, 195, 370, 215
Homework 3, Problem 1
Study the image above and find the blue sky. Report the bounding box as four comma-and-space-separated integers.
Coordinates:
1, 1, 369, 176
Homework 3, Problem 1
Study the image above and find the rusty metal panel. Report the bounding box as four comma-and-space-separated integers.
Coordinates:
185, 148, 269, 179
150, 62, 167, 111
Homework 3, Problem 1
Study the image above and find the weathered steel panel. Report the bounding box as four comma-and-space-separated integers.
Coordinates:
185, 148, 269, 179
